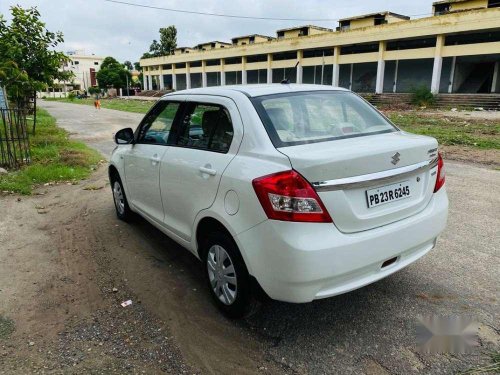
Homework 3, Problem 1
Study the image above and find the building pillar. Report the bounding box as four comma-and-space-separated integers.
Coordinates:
267, 54, 272, 83
220, 59, 226, 86
393, 60, 399, 93
171, 65, 177, 91
491, 61, 499, 93
148, 75, 153, 91
202, 61, 207, 87
186, 63, 191, 89
159, 72, 165, 90
296, 51, 303, 84
144, 74, 149, 90
448, 56, 457, 93
431, 35, 445, 94
375, 41, 386, 94
333, 46, 340, 86
242, 56, 247, 85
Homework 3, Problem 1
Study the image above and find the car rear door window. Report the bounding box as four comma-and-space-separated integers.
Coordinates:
137, 101, 182, 145
176, 103, 234, 153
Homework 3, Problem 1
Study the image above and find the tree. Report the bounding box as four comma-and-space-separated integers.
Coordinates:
142, 25, 177, 58
158, 26, 177, 55
123, 60, 133, 70
96, 56, 131, 89
0, 6, 72, 132
133, 62, 141, 71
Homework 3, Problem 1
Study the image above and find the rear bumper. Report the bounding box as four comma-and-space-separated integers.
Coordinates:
235, 188, 448, 303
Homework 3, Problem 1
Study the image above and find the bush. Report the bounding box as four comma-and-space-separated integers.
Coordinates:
67, 92, 76, 101
410, 86, 435, 107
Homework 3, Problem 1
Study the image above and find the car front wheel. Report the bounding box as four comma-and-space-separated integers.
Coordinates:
111, 175, 133, 221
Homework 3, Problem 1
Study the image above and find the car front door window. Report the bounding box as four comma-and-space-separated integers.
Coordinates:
138, 101, 181, 145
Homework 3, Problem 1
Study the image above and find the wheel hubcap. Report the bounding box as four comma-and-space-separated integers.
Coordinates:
207, 245, 237, 305
113, 181, 125, 215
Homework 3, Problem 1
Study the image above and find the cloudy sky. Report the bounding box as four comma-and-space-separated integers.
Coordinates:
0, 0, 432, 63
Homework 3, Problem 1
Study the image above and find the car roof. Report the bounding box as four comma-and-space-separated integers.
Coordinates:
163, 84, 349, 99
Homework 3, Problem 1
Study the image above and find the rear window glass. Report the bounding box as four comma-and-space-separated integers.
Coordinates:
251, 91, 397, 147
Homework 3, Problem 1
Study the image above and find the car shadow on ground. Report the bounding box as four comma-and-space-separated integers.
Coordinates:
114, 210, 477, 371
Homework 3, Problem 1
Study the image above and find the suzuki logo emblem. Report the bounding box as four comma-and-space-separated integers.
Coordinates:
391, 152, 401, 165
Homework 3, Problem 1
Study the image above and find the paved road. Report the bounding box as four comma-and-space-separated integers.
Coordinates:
40, 100, 500, 374
40, 100, 146, 156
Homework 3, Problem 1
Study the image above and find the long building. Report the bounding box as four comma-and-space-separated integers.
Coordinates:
140, 0, 500, 95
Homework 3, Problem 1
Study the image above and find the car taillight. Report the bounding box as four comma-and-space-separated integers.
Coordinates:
433, 152, 445, 193
252, 170, 333, 223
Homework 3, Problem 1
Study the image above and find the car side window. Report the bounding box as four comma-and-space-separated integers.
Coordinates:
176, 103, 234, 153
137, 101, 181, 145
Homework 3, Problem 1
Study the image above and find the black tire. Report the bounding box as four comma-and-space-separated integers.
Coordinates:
110, 173, 133, 222
202, 231, 253, 318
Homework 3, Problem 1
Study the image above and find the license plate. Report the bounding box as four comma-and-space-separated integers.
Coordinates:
366, 180, 411, 208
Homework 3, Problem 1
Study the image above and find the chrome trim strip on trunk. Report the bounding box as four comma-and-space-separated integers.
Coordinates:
312, 158, 439, 192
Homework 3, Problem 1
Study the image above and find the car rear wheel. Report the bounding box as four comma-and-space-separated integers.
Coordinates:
203, 232, 252, 318
111, 175, 133, 221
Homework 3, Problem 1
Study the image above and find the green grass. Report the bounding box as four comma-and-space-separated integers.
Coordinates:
0, 315, 15, 340
461, 351, 500, 374
0, 109, 101, 194
387, 112, 500, 150
44, 97, 153, 114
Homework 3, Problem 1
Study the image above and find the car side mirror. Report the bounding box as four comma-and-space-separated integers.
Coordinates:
114, 128, 134, 145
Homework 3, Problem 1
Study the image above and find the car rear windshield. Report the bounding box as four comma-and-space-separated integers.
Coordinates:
251, 91, 397, 147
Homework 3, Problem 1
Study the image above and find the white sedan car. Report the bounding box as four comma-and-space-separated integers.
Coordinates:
109, 85, 448, 317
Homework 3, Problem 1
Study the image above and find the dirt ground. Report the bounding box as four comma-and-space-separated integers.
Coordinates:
0, 101, 498, 374
0, 167, 283, 374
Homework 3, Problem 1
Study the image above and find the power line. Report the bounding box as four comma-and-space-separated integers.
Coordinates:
102, 0, 433, 22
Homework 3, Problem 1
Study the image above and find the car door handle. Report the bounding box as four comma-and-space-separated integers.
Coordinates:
199, 166, 217, 176
150, 154, 161, 165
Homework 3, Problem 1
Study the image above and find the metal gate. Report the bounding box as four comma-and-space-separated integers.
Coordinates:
0, 108, 31, 169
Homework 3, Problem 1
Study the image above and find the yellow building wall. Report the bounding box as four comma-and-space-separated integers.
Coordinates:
235, 37, 250, 45
283, 30, 301, 38
141, 8, 500, 75
350, 18, 376, 29
309, 28, 330, 36
449, 0, 488, 11
386, 15, 407, 23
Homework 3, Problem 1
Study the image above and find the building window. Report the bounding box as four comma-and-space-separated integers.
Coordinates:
207, 72, 221, 86
225, 57, 242, 65
434, 3, 450, 15
340, 43, 379, 55
272, 51, 297, 61
387, 37, 437, 51
302, 65, 333, 85
303, 48, 334, 58
74, 61, 79, 65
272, 67, 297, 83
162, 64, 172, 70
374, 17, 387, 26
338, 21, 350, 31
206, 59, 220, 66
190, 61, 202, 68
175, 63, 186, 69
488, 0, 500, 7
94, 61, 99, 65
225, 71, 242, 85
246, 54, 268, 63
247, 69, 267, 84
445, 31, 500, 46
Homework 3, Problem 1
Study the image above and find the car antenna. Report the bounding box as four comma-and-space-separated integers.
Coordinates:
281, 61, 300, 84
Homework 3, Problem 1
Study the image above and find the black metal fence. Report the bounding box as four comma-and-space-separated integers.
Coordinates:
0, 108, 31, 169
